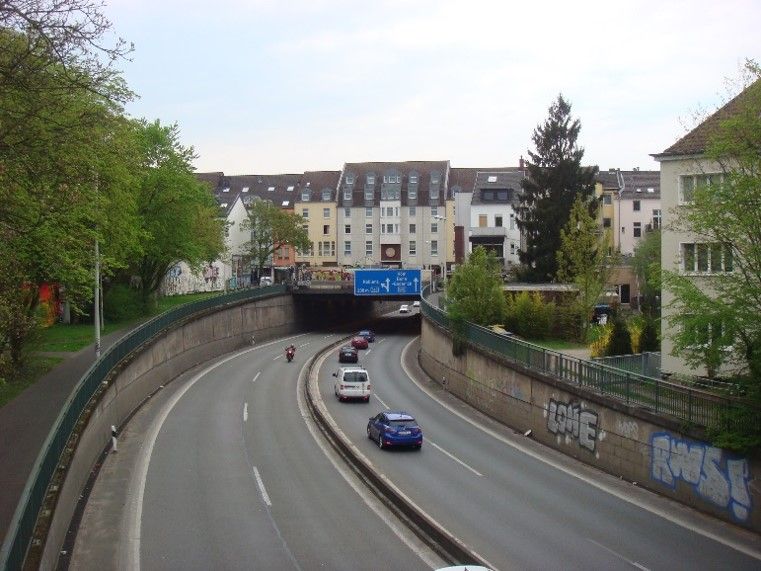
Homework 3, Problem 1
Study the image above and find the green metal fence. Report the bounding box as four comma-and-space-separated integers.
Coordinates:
421, 289, 754, 432
0, 285, 286, 571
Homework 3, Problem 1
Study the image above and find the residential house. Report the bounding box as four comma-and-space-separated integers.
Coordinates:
448, 167, 478, 267
294, 170, 341, 267
468, 169, 524, 270
653, 82, 756, 377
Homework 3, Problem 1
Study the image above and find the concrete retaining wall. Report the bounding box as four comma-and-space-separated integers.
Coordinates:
41, 294, 298, 569
420, 318, 761, 533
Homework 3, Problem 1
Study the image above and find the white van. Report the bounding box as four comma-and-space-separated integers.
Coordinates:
259, 276, 273, 286
333, 367, 372, 402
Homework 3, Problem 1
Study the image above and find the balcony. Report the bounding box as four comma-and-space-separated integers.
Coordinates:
470, 226, 508, 238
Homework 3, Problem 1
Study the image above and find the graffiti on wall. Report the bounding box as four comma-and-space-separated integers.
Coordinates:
650, 432, 752, 521
546, 399, 599, 452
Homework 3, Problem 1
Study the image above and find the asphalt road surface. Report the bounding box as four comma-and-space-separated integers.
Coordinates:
70, 311, 761, 570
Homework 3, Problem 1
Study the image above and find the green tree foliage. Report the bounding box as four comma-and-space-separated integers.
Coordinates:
128, 120, 225, 305
632, 228, 661, 317
446, 246, 507, 327
241, 198, 311, 273
663, 63, 761, 383
0, 2, 137, 372
639, 318, 659, 352
517, 95, 598, 282
556, 195, 614, 340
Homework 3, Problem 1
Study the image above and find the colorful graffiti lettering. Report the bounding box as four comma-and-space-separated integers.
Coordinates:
546, 399, 599, 452
650, 432, 752, 521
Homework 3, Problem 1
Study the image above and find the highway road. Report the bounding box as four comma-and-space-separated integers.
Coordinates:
70, 312, 761, 570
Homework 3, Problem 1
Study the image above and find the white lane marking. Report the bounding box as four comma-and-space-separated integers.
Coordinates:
377, 339, 386, 344
243, 402, 248, 422
428, 440, 483, 477
587, 539, 650, 570
124, 335, 308, 571
299, 342, 310, 348
365, 348, 372, 356
253, 466, 272, 507
252, 371, 261, 383
273, 354, 282, 361
373, 394, 389, 408
399, 337, 761, 561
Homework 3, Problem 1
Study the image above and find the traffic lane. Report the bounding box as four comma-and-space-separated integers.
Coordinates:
320, 333, 761, 570
142, 332, 430, 570
140, 339, 309, 569
245, 343, 431, 571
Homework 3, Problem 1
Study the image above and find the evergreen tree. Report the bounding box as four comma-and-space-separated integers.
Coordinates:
607, 313, 633, 356
517, 95, 598, 282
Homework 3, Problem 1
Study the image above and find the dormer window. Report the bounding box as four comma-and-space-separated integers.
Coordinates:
345, 173, 355, 185
301, 191, 310, 201
222, 187, 230, 193
367, 174, 375, 185
287, 185, 295, 192
241, 186, 249, 193
268, 186, 275, 192
409, 174, 418, 184
322, 190, 331, 201
487, 176, 497, 183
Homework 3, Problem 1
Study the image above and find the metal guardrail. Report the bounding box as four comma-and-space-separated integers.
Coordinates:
420, 287, 754, 432
594, 352, 661, 378
0, 285, 286, 571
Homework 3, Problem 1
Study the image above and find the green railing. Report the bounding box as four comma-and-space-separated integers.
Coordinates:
421, 288, 754, 431
0, 285, 287, 571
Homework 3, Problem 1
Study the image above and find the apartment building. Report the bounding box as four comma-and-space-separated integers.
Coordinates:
335, 161, 452, 277
293, 171, 341, 267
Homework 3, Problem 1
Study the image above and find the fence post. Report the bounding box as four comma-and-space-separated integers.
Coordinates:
688, 390, 693, 424
655, 378, 660, 414
625, 372, 630, 404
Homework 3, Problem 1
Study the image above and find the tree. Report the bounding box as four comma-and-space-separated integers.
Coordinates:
517, 95, 598, 282
446, 246, 507, 326
127, 119, 225, 305
663, 63, 761, 385
606, 312, 633, 356
632, 228, 661, 317
241, 199, 311, 275
556, 195, 614, 340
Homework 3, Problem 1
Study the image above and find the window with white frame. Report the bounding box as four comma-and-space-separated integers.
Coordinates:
301, 192, 310, 201
344, 189, 352, 200
365, 223, 372, 234
409, 206, 416, 216
322, 190, 331, 201
430, 187, 439, 200
603, 194, 612, 204
409, 223, 416, 234
323, 208, 330, 218
302, 208, 309, 218
409, 174, 418, 184
365, 240, 373, 255
344, 224, 351, 234
681, 242, 733, 273
431, 206, 438, 217
680, 173, 722, 204
364, 189, 373, 201
365, 207, 373, 217
408, 187, 417, 200
409, 240, 416, 255
344, 241, 351, 255
633, 221, 642, 238
367, 174, 375, 185
344, 207, 350, 217
431, 222, 438, 233
430, 240, 438, 255
653, 209, 662, 228
633, 200, 641, 212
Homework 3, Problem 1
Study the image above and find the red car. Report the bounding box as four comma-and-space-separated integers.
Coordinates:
351, 336, 369, 350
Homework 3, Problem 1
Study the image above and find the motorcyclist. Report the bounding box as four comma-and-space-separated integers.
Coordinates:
285, 344, 296, 360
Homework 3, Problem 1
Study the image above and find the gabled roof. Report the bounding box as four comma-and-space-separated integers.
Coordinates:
448, 167, 479, 193
210, 173, 303, 212
654, 79, 761, 158
471, 170, 524, 206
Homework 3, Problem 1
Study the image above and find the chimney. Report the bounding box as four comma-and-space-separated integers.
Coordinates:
519, 155, 524, 169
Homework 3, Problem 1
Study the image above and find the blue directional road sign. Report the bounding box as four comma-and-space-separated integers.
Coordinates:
354, 269, 422, 296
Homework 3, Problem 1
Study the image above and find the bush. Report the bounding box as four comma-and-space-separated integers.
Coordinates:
551, 303, 584, 342
589, 324, 612, 357
607, 313, 633, 356
104, 284, 146, 322
639, 318, 660, 352
505, 291, 553, 340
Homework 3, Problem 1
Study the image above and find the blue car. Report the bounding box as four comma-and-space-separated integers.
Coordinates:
367, 411, 423, 449
358, 329, 375, 342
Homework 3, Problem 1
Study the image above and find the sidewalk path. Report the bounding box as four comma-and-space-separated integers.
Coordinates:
0, 326, 139, 545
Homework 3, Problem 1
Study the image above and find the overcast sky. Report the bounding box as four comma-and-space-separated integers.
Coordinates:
103, 0, 759, 175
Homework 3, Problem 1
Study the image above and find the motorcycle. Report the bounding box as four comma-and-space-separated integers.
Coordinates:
285, 346, 295, 362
